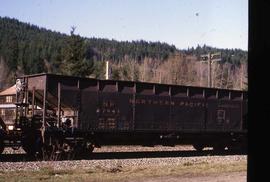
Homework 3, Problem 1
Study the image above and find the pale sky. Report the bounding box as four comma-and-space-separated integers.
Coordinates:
0, 0, 248, 50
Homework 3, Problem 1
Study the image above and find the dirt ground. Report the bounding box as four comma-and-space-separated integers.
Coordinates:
129, 171, 246, 182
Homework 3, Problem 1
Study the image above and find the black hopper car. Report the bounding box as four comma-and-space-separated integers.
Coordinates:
0, 73, 247, 158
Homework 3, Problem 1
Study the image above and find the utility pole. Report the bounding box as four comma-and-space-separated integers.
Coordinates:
200, 52, 221, 88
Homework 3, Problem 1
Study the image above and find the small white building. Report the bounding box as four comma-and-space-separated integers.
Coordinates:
0, 85, 16, 126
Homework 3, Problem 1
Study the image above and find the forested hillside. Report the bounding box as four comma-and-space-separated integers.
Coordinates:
0, 16, 247, 90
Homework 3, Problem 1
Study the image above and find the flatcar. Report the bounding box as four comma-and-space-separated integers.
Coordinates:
0, 73, 247, 158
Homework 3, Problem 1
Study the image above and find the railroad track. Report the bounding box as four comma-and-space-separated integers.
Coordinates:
0, 148, 246, 162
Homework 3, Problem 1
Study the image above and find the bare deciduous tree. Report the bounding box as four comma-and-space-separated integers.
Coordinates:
100, 53, 247, 91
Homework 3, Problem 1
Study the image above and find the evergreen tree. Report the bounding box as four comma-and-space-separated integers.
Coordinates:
63, 27, 94, 77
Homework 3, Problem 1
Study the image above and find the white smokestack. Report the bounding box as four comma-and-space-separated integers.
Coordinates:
105, 61, 109, 80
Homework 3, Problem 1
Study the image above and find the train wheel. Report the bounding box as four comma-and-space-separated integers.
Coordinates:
59, 142, 76, 160
193, 144, 204, 151
66, 149, 76, 160
42, 144, 61, 161
22, 143, 35, 156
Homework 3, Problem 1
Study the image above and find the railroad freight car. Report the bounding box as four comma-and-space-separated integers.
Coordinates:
0, 73, 247, 158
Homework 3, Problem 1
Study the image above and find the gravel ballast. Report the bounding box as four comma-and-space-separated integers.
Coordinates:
0, 155, 246, 172
0, 145, 247, 172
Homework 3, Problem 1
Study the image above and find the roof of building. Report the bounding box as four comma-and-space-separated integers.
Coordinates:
0, 103, 16, 108
0, 85, 16, 96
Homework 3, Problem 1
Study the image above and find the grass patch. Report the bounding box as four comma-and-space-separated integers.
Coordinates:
40, 166, 74, 176
0, 160, 247, 182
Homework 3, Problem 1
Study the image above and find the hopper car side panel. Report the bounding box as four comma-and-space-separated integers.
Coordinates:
206, 99, 243, 132
134, 95, 171, 131
170, 97, 205, 132
3, 73, 246, 156
80, 91, 98, 130
95, 92, 133, 131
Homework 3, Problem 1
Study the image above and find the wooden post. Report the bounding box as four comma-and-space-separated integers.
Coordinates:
200, 52, 221, 88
